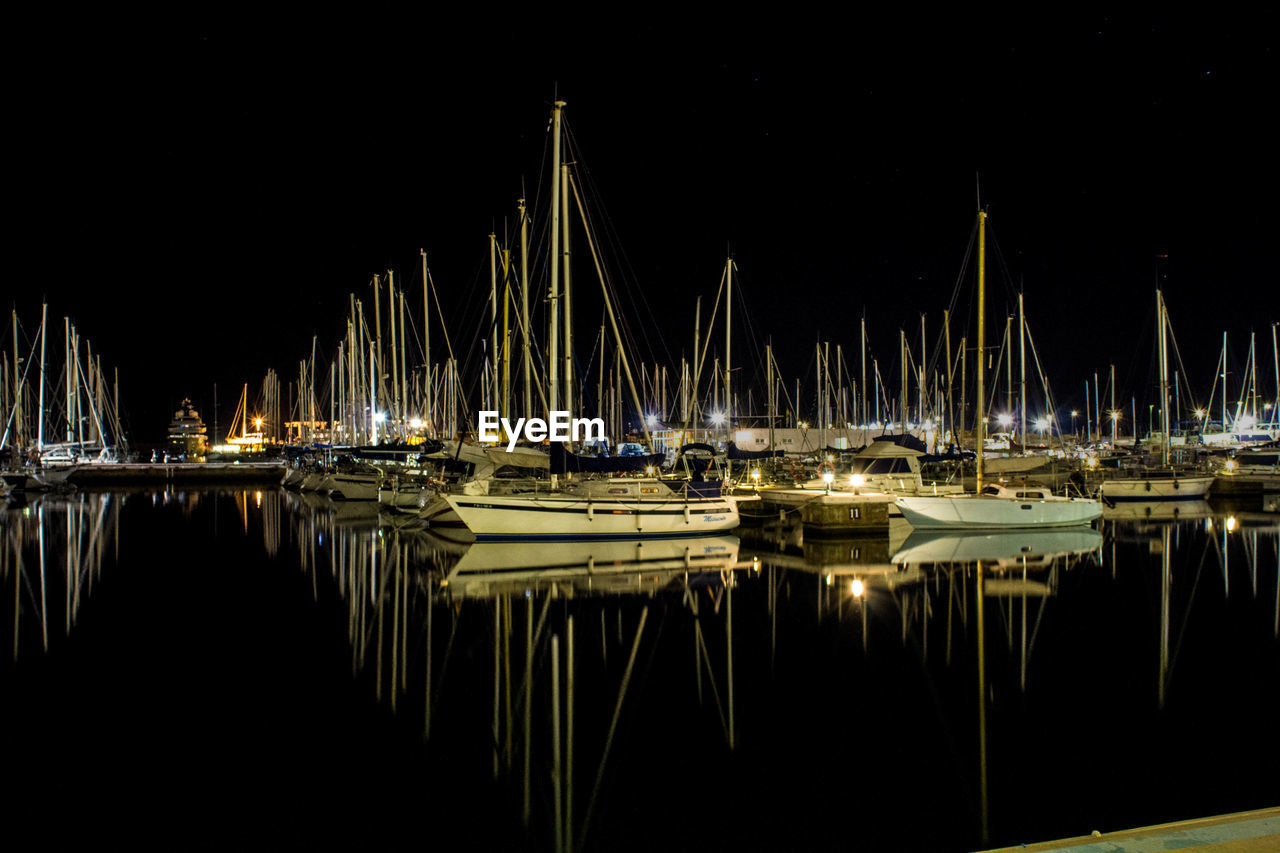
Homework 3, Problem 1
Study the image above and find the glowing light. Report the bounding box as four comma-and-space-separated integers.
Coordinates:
372, 411, 386, 424
850, 579, 864, 597
798, 421, 809, 429
409, 417, 423, 430
1071, 410, 1079, 417
1224, 459, 1237, 471
751, 468, 761, 481
1034, 417, 1050, 432
645, 414, 659, 427
645, 465, 655, 476
850, 474, 865, 488
253, 417, 263, 429
822, 471, 834, 485
1194, 409, 1206, 420
1226, 516, 1237, 532
997, 413, 1013, 429
710, 411, 726, 426
825, 573, 833, 586
1109, 410, 1121, 422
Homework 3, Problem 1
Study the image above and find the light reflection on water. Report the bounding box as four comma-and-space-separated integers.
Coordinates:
3, 489, 1278, 850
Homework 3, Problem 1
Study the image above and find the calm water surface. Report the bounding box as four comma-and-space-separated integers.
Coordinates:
2, 489, 1277, 850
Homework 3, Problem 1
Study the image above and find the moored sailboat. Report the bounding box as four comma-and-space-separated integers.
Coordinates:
890, 209, 1101, 530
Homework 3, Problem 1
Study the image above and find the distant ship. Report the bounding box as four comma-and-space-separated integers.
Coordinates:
168, 398, 208, 461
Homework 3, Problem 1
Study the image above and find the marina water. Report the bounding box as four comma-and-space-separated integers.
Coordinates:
3, 490, 1277, 850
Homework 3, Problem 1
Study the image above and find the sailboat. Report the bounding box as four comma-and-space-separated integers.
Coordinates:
1098, 291, 1215, 502
894, 210, 1103, 530
439, 99, 744, 540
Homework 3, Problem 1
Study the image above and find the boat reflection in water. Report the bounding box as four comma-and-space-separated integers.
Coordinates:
1, 492, 121, 660
279, 489, 749, 851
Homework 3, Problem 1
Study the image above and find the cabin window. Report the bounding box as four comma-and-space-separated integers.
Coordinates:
980, 485, 1002, 496
1016, 491, 1043, 500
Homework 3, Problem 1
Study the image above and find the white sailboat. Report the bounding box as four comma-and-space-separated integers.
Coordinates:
444, 477, 740, 540
1099, 290, 1214, 502
893, 209, 1102, 530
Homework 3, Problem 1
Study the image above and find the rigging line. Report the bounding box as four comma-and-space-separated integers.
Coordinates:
566, 132, 674, 372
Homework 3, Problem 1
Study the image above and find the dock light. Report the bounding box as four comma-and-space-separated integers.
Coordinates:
1071, 410, 1079, 417
922, 419, 934, 430
997, 413, 1013, 429
372, 411, 386, 424
1226, 516, 1237, 533
645, 465, 655, 476
850, 578, 864, 597
646, 413, 658, 427
1224, 459, 1237, 471
1194, 409, 1206, 420
710, 410, 726, 426
799, 421, 809, 429
254, 417, 263, 429
1034, 417, 1049, 433
822, 470, 834, 493
850, 474, 865, 488
825, 573, 833, 586
751, 468, 761, 482
409, 417, 423, 430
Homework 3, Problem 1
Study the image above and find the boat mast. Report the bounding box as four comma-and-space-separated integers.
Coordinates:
725, 255, 732, 452
389, 270, 400, 435
11, 310, 20, 453
1157, 289, 1170, 467
860, 315, 867, 429
421, 249, 432, 436
518, 202, 531, 419
548, 99, 564, 423
37, 303, 46, 451
1018, 293, 1026, 447
975, 210, 987, 492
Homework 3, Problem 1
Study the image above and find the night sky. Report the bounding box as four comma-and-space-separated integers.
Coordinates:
8, 13, 1277, 443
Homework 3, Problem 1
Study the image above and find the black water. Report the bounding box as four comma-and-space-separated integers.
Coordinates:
2, 490, 1277, 851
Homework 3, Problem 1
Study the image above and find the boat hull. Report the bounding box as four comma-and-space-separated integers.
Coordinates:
1099, 475, 1215, 502
444, 493, 740, 539
896, 495, 1102, 529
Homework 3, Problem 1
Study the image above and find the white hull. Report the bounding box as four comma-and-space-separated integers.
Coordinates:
444, 492, 739, 539
896, 494, 1102, 529
327, 473, 381, 501
1099, 475, 1214, 502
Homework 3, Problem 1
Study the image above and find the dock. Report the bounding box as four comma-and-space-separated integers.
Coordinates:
62, 462, 285, 486
980, 806, 1280, 852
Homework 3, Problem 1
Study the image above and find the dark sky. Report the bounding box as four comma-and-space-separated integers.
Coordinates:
8, 12, 1277, 441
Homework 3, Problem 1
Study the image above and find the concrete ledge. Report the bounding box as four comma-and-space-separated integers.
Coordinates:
979, 806, 1280, 852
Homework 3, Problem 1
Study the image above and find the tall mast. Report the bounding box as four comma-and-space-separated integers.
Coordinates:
489, 233, 498, 415
389, 271, 400, 432
1157, 289, 1170, 467
975, 210, 987, 492
1018, 293, 1026, 446
899, 329, 907, 433
724, 256, 732, 446
1221, 331, 1228, 431
421, 250, 431, 435
548, 99, 564, 420
11, 310, 20, 451
518, 201, 531, 417
860, 315, 867, 429
37, 303, 46, 451
1110, 364, 1117, 446
372, 274, 382, 421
